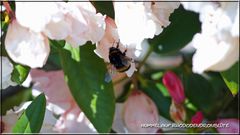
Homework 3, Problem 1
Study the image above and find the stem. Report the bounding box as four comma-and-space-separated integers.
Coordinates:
138, 45, 153, 71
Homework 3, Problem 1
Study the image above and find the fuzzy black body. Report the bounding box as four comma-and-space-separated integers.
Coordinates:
109, 47, 131, 72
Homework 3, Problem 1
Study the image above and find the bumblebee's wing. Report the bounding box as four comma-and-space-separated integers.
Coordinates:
104, 64, 117, 83
104, 72, 112, 83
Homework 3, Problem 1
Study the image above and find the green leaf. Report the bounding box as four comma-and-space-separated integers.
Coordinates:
92, 1, 114, 19
12, 93, 46, 133
11, 64, 30, 84
221, 62, 239, 96
182, 73, 233, 120
1, 86, 32, 115
59, 43, 115, 133
149, 5, 201, 55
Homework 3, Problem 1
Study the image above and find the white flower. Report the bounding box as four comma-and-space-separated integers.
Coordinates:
0, 56, 16, 89
94, 17, 137, 77
5, 1, 106, 68
5, 20, 50, 68
181, 2, 239, 73
192, 33, 239, 73
114, 1, 180, 46
30, 69, 96, 133
65, 2, 106, 47
122, 90, 159, 133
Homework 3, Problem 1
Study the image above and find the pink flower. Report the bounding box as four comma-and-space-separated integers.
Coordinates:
169, 101, 186, 123
162, 71, 185, 104
215, 119, 239, 133
122, 90, 159, 133
191, 111, 204, 124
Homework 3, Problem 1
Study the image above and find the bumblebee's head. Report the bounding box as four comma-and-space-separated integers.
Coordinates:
109, 47, 119, 53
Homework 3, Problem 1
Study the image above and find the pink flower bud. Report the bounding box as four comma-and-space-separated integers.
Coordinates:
162, 71, 185, 104
191, 111, 204, 124
123, 90, 159, 133
169, 101, 186, 123
215, 119, 239, 133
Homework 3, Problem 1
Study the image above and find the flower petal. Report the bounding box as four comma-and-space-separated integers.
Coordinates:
0, 56, 16, 89
65, 2, 105, 47
192, 33, 239, 73
5, 21, 50, 68
123, 90, 159, 133
16, 2, 61, 32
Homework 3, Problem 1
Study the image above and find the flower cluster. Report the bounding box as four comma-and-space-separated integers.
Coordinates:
181, 2, 239, 73
5, 2, 106, 68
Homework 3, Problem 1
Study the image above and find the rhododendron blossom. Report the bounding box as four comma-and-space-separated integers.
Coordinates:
5, 1, 106, 68
182, 2, 239, 73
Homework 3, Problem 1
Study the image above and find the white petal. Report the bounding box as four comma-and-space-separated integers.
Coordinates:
192, 33, 239, 73
114, 2, 179, 46
5, 21, 50, 68
43, 15, 72, 40
65, 2, 105, 47
16, 2, 61, 32
0, 57, 16, 89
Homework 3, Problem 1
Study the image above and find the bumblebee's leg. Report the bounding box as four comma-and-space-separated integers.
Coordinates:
116, 39, 120, 48
123, 49, 127, 56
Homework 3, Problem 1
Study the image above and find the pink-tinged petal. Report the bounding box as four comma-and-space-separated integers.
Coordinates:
1, 112, 19, 133
43, 15, 72, 40
5, 21, 50, 68
162, 71, 185, 104
191, 111, 204, 124
94, 17, 137, 77
0, 56, 16, 89
30, 69, 74, 107
65, 2, 105, 47
169, 101, 186, 123
16, 2, 61, 33
215, 119, 239, 133
94, 17, 119, 62
123, 90, 159, 133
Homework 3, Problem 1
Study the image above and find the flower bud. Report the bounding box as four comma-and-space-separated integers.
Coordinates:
123, 90, 159, 133
162, 71, 185, 104
191, 111, 204, 124
215, 119, 239, 133
169, 101, 186, 123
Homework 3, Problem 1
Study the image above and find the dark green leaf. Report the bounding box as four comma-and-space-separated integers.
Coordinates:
1, 86, 32, 115
182, 73, 233, 120
221, 62, 239, 96
12, 93, 46, 133
11, 64, 30, 84
59, 43, 115, 133
149, 5, 201, 55
92, 1, 114, 19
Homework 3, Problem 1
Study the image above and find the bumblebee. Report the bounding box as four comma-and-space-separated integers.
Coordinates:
108, 41, 132, 72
